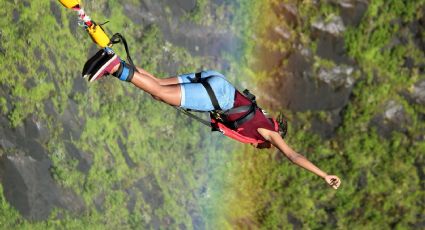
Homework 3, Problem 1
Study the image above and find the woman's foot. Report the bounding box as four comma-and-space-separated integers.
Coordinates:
82, 47, 121, 82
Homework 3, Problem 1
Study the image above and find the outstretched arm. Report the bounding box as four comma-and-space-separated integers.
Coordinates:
258, 128, 341, 189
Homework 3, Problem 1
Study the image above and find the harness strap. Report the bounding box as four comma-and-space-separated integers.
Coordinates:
174, 107, 212, 127
226, 104, 256, 129
222, 105, 251, 115
194, 72, 222, 111
243, 89, 256, 102
110, 33, 138, 73
195, 72, 202, 82
190, 71, 257, 129
201, 81, 222, 111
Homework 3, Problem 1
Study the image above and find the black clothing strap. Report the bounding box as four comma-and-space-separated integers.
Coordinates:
112, 61, 135, 82
174, 107, 211, 127
226, 104, 256, 129
201, 81, 222, 111
242, 89, 256, 102
194, 72, 202, 83
222, 105, 251, 115
193, 71, 222, 111
110, 33, 139, 73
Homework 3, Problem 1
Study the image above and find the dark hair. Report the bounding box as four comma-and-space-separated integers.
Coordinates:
276, 113, 288, 139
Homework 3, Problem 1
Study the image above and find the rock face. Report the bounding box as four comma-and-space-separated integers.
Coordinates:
259, 1, 369, 139
0, 154, 85, 220
408, 80, 425, 106
0, 103, 87, 220
312, 16, 346, 36
0, 154, 54, 220
123, 0, 240, 73
262, 49, 355, 112
370, 100, 411, 138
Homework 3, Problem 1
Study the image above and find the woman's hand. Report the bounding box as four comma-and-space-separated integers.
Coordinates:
325, 175, 341, 189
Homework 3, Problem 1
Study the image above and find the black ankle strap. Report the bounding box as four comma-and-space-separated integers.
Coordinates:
113, 61, 134, 82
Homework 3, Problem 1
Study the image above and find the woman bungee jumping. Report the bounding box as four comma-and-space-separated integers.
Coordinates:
82, 47, 341, 189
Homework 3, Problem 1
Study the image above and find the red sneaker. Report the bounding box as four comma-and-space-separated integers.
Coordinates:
82, 48, 121, 82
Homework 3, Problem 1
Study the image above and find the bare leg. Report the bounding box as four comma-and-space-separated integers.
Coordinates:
131, 72, 181, 106
111, 65, 182, 106
135, 67, 180, 86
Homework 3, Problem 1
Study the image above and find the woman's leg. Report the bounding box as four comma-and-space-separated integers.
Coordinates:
135, 67, 180, 86
130, 68, 182, 106
83, 48, 181, 106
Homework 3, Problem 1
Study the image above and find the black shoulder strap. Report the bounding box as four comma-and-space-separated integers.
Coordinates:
226, 104, 257, 129
201, 81, 222, 111
222, 105, 251, 115
242, 89, 256, 102
232, 107, 256, 128
194, 71, 222, 111
194, 72, 202, 83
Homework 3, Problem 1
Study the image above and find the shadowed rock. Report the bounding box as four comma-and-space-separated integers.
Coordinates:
134, 174, 164, 209
125, 188, 137, 213
408, 80, 425, 106
261, 50, 354, 112
370, 100, 411, 138
317, 66, 355, 89
0, 154, 57, 220
0, 111, 86, 220
123, 0, 240, 72
188, 201, 205, 230
117, 138, 136, 168
313, 16, 346, 36
310, 109, 343, 139
64, 142, 92, 174
287, 212, 303, 230
61, 99, 85, 140
50, 0, 62, 26
93, 192, 106, 212
313, 24, 354, 65
332, 0, 369, 27
0, 154, 85, 220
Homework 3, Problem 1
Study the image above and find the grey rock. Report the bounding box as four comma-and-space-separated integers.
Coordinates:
332, 0, 369, 26
23, 114, 49, 143
279, 3, 298, 26
287, 212, 303, 230
370, 100, 411, 138
317, 66, 355, 88
125, 188, 137, 213
123, 0, 239, 72
356, 170, 368, 191
64, 142, 92, 174
117, 138, 136, 168
411, 80, 425, 106
274, 25, 291, 40
313, 20, 354, 65
383, 101, 404, 121
310, 109, 343, 139
134, 174, 164, 210
0, 154, 54, 220
187, 201, 205, 230
0, 154, 85, 220
61, 99, 84, 140
260, 49, 353, 111
0, 139, 14, 149
49, 0, 62, 26
312, 16, 346, 36
93, 192, 105, 212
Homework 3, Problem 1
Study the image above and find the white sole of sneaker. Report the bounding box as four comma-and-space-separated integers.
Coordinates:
89, 54, 118, 82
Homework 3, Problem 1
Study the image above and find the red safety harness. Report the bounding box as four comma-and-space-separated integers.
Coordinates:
178, 72, 282, 144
